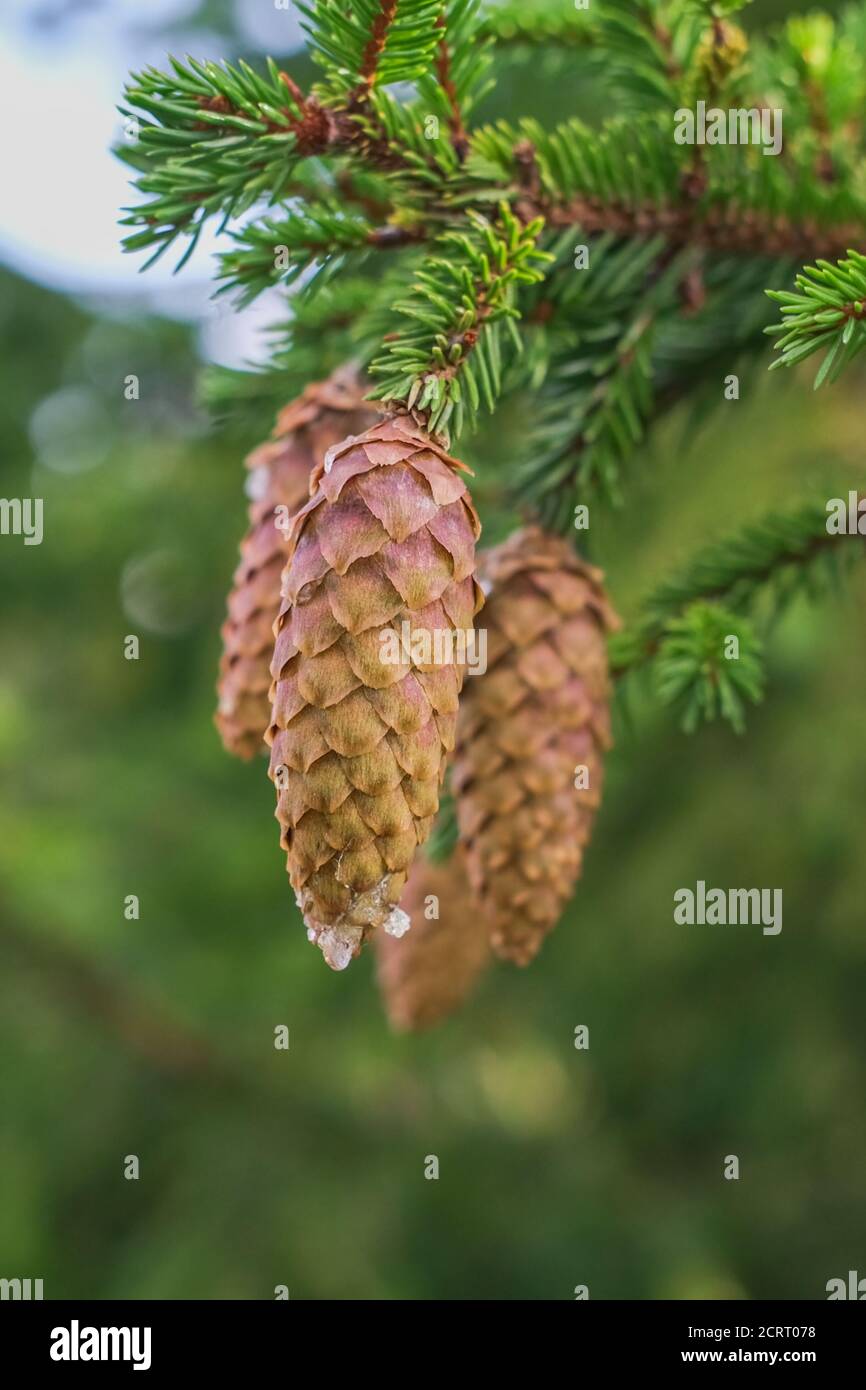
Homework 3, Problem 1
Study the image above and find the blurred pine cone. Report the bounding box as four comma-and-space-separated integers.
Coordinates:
375, 853, 491, 1032
267, 415, 482, 970
215, 367, 374, 759
453, 526, 619, 966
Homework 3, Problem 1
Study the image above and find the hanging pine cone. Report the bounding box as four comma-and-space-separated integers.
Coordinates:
375, 853, 491, 1032
452, 526, 619, 966
267, 414, 482, 971
215, 367, 374, 759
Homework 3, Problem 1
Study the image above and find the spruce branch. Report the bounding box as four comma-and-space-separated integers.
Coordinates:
518, 327, 659, 531
355, 87, 468, 190
511, 235, 701, 523
592, 0, 693, 112
419, 1, 494, 159
119, 56, 321, 267
299, 0, 445, 102
611, 496, 866, 679
434, 15, 468, 158
766, 250, 866, 388
120, 18, 866, 276
462, 243, 789, 530
609, 493, 865, 732
119, 56, 434, 271
119, 20, 483, 273
216, 201, 424, 305
112, 3, 866, 941
346, 0, 492, 189
653, 602, 764, 735
368, 202, 550, 437
469, 114, 866, 263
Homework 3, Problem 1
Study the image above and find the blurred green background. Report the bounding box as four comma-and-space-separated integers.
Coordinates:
1, 0, 865, 1301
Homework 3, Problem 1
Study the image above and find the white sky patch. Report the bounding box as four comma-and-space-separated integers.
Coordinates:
233, 0, 305, 52
0, 3, 301, 363
0, 20, 213, 295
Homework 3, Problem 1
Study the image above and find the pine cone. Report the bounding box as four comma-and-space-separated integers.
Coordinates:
215, 367, 374, 758
375, 853, 491, 1031
267, 415, 482, 971
453, 526, 619, 966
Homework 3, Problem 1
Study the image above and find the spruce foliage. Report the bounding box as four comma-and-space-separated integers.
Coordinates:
120, 0, 866, 736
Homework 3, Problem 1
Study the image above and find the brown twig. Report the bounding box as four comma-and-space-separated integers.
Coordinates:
540, 195, 863, 264
200, 72, 863, 269
367, 223, 426, 248
434, 15, 469, 162
352, 0, 400, 104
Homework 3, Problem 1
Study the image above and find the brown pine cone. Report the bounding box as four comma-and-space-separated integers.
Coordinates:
215, 367, 374, 758
452, 526, 619, 966
267, 415, 482, 971
375, 853, 491, 1032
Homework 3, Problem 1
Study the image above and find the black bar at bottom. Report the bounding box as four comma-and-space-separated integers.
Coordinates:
0, 1298, 862, 1374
